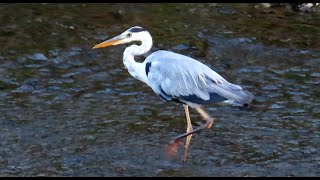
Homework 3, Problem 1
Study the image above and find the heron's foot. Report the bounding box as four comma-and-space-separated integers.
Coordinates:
165, 139, 184, 157
207, 117, 215, 129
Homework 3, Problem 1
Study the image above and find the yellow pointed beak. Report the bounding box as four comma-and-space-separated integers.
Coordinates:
92, 34, 125, 49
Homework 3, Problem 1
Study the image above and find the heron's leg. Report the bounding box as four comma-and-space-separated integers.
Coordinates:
183, 104, 193, 162
171, 107, 215, 143
195, 107, 215, 129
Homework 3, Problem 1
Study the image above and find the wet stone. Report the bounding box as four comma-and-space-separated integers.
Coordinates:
0, 79, 19, 86
217, 6, 237, 14
27, 53, 48, 61
254, 96, 268, 103
94, 34, 109, 40
0, 92, 10, 99
23, 79, 39, 86
238, 66, 265, 73
310, 72, 320, 77
82, 93, 95, 98
172, 44, 190, 51
32, 88, 47, 94
52, 93, 72, 101
55, 63, 71, 70
97, 89, 119, 94
88, 72, 111, 81
47, 79, 60, 85
302, 147, 317, 154
262, 84, 278, 91
61, 50, 80, 57
68, 59, 85, 66
48, 49, 61, 56
270, 104, 284, 109
61, 78, 74, 84
70, 47, 82, 51
305, 58, 320, 66
17, 56, 27, 63
289, 67, 310, 72
52, 57, 65, 64
12, 84, 34, 93
288, 140, 299, 145
230, 37, 253, 44
25, 64, 46, 68
61, 72, 80, 78
82, 135, 96, 141
267, 92, 281, 98
28, 144, 43, 154
38, 68, 50, 73
9, 50, 17, 54
48, 86, 61, 91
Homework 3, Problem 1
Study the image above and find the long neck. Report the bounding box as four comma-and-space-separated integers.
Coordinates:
123, 32, 153, 83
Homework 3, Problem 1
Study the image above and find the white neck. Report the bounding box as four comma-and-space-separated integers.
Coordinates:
123, 31, 153, 83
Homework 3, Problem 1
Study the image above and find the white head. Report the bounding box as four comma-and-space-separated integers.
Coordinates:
93, 26, 150, 49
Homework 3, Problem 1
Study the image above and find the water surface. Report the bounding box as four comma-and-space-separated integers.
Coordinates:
0, 3, 319, 176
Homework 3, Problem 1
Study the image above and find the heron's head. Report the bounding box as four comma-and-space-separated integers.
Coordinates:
92, 26, 148, 49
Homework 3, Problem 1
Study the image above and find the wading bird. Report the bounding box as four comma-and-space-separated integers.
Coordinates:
93, 26, 253, 161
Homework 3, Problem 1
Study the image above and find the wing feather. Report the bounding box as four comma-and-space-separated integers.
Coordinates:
144, 50, 253, 105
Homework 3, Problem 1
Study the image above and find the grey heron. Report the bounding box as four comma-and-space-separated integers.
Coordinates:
93, 26, 254, 161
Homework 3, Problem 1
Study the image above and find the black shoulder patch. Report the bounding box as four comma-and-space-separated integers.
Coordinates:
130, 27, 145, 33
145, 62, 152, 76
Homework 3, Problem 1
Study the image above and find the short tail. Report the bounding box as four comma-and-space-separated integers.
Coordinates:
240, 90, 254, 104
210, 80, 254, 106
223, 90, 254, 106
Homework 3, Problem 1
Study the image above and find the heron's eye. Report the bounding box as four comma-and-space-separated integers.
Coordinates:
127, 33, 132, 38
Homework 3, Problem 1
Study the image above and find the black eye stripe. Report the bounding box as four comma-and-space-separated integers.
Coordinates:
130, 27, 145, 33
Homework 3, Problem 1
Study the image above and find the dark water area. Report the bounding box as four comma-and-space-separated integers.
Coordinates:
0, 3, 319, 176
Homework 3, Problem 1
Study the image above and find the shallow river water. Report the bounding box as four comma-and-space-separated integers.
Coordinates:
0, 3, 319, 176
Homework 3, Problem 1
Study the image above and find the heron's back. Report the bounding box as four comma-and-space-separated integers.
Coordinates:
145, 50, 253, 107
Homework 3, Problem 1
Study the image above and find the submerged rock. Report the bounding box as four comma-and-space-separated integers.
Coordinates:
27, 53, 48, 61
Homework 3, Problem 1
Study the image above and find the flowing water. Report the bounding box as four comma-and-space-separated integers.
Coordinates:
0, 3, 319, 176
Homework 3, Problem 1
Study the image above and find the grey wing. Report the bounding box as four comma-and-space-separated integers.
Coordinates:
145, 50, 254, 106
